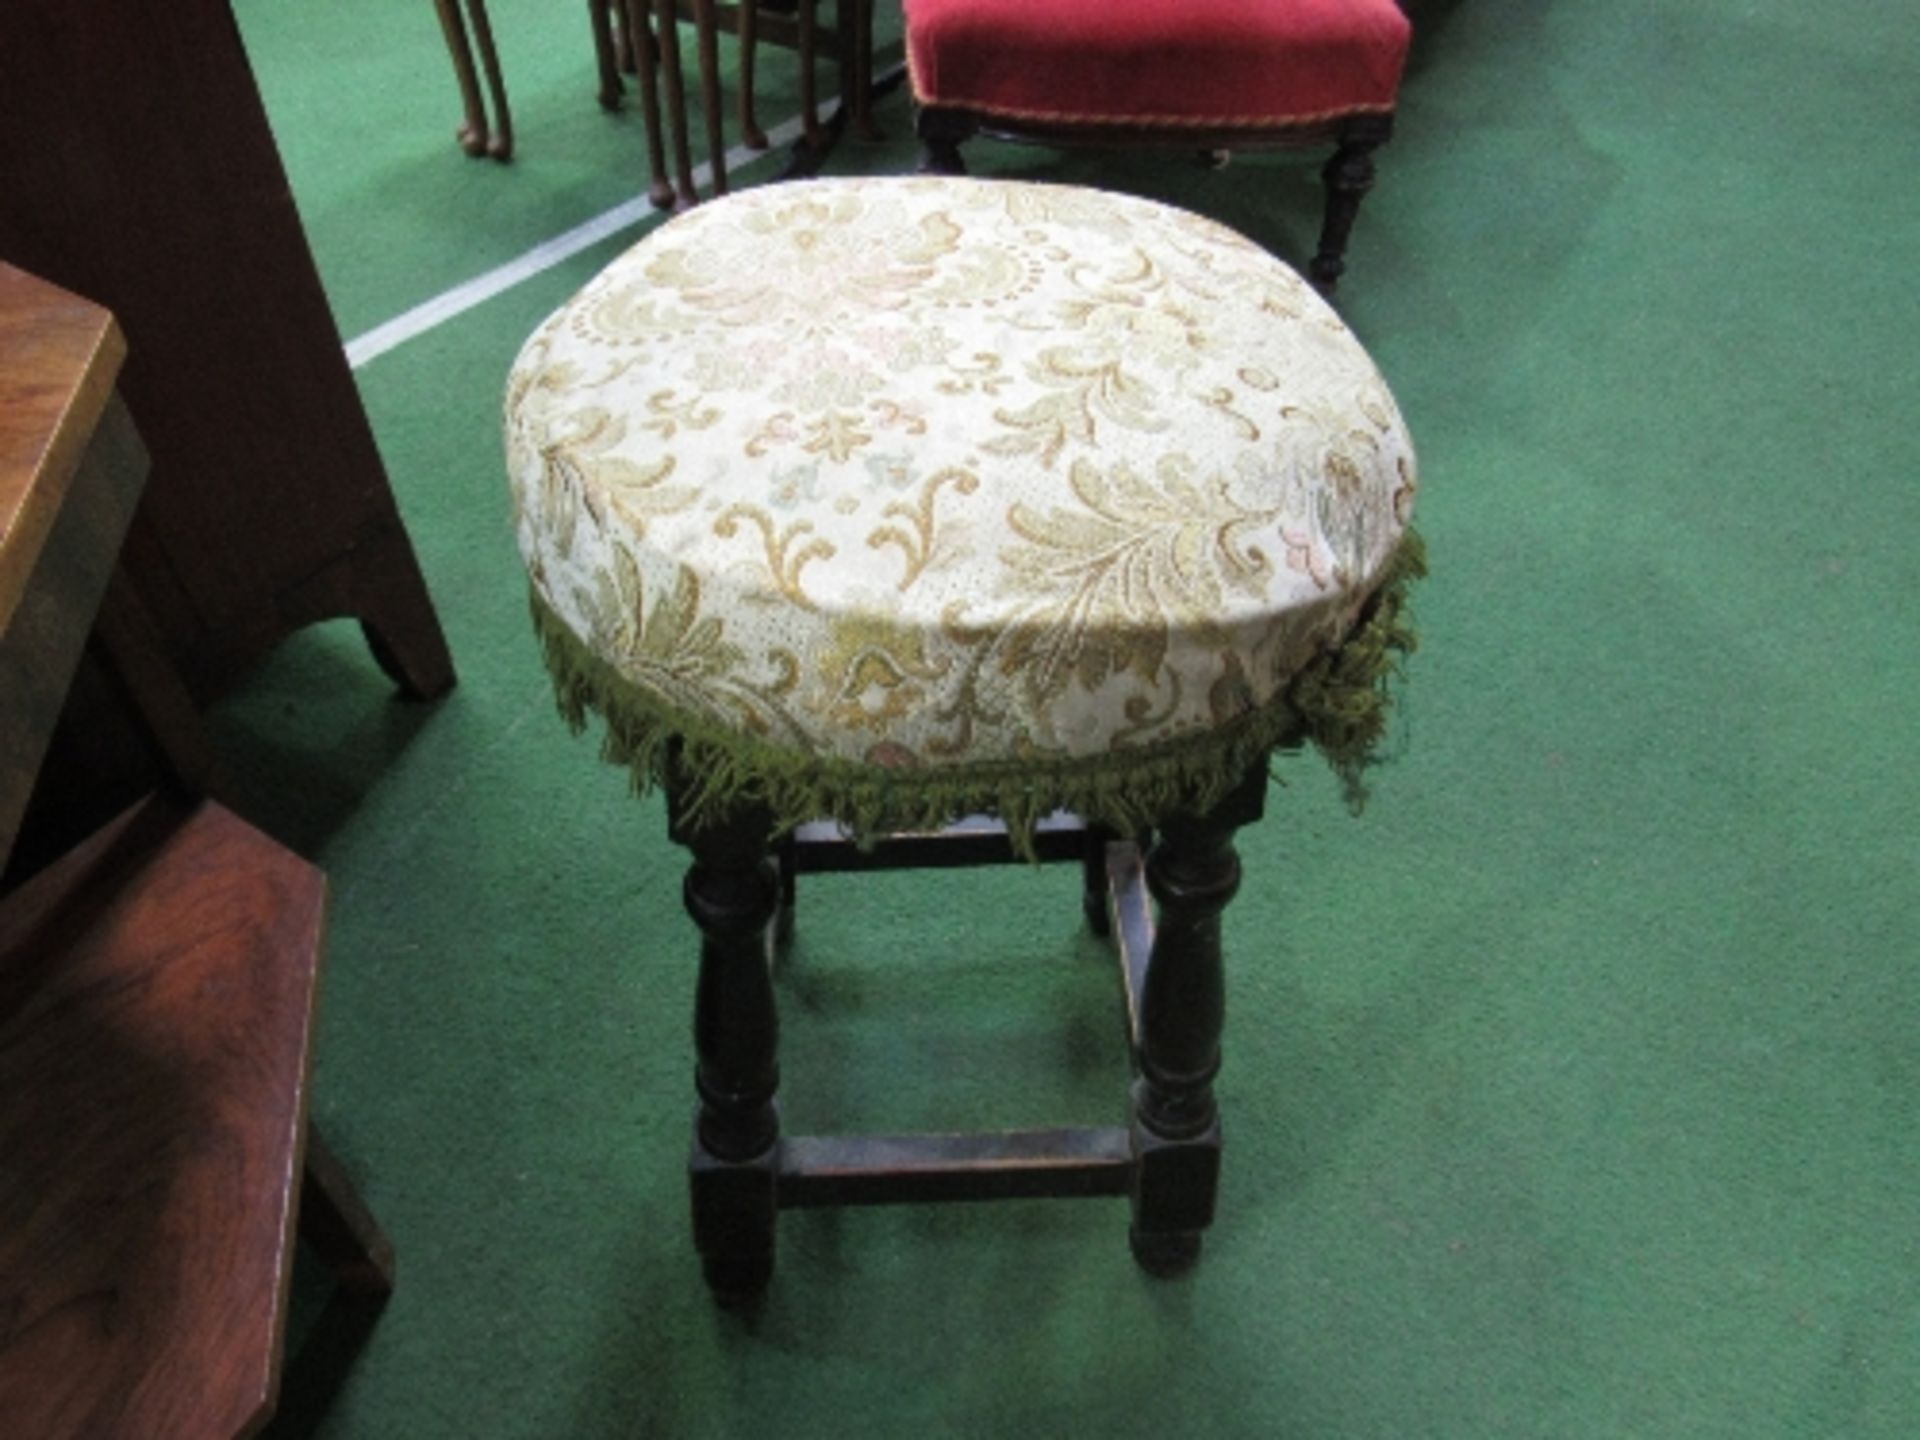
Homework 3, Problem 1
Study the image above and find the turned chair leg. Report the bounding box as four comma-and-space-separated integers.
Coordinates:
622, 0, 676, 210
1310, 117, 1391, 295
1128, 771, 1262, 1273
915, 106, 973, 175
651, 0, 701, 208
797, 0, 824, 152
589, 0, 623, 110
458, 0, 513, 160
677, 798, 783, 1302
431, 0, 491, 158
739, 0, 769, 148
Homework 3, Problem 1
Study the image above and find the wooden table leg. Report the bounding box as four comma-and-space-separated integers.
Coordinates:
299, 1127, 397, 1300
92, 563, 219, 797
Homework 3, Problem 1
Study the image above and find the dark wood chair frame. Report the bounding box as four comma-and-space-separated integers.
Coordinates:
435, 0, 888, 209
916, 106, 1396, 295
668, 748, 1286, 1302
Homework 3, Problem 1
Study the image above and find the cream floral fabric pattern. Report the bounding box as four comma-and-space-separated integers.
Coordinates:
506, 177, 1416, 774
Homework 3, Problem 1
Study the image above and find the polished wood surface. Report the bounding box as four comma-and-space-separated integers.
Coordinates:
0, 798, 328, 1439
0, 266, 146, 874
0, 258, 393, 1434
0, 265, 125, 633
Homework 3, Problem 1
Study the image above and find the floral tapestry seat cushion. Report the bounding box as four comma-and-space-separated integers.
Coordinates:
505, 177, 1421, 837
904, 0, 1412, 128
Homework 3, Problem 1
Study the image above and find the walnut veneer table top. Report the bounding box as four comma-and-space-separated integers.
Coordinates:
0, 262, 126, 636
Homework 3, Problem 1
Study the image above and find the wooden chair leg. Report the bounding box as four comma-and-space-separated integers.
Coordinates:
797, 0, 824, 151
855, 0, 880, 140
1127, 770, 1263, 1274
652, 0, 700, 208
693, 0, 727, 196
739, 0, 768, 148
589, 0, 623, 110
677, 798, 783, 1303
1311, 118, 1389, 295
624, 0, 676, 209
915, 105, 973, 175
459, 0, 514, 160
431, 0, 491, 157
299, 1128, 396, 1300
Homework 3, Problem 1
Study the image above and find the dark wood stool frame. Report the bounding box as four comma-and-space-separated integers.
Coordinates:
669, 750, 1283, 1301
916, 106, 1395, 295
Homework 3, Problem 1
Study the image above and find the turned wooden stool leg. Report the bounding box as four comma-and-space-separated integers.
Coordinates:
774, 833, 797, 950
1082, 823, 1116, 937
1128, 770, 1262, 1274
677, 798, 782, 1302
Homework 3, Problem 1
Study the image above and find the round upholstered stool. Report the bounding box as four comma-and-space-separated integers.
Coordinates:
505, 176, 1422, 1299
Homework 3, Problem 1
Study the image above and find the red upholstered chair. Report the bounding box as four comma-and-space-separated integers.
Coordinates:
905, 0, 1413, 292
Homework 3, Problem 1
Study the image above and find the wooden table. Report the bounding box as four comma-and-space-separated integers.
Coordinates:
0, 263, 146, 876
0, 263, 395, 1440
1, 0, 456, 861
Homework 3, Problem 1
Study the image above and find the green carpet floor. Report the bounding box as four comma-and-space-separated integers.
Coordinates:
217, 2, 1918, 1435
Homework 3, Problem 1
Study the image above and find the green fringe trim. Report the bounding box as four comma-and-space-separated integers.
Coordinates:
531, 529, 1425, 854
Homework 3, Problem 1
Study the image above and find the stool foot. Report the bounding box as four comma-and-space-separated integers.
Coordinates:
1129, 1226, 1202, 1277
1129, 1106, 1222, 1270
690, 1139, 778, 1304
702, 1249, 774, 1306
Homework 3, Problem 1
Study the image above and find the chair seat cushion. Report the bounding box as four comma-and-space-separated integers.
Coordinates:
506, 178, 1420, 836
905, 0, 1412, 129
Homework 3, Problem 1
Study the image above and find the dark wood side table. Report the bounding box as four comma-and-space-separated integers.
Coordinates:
0, 0, 456, 852
0, 263, 395, 1440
